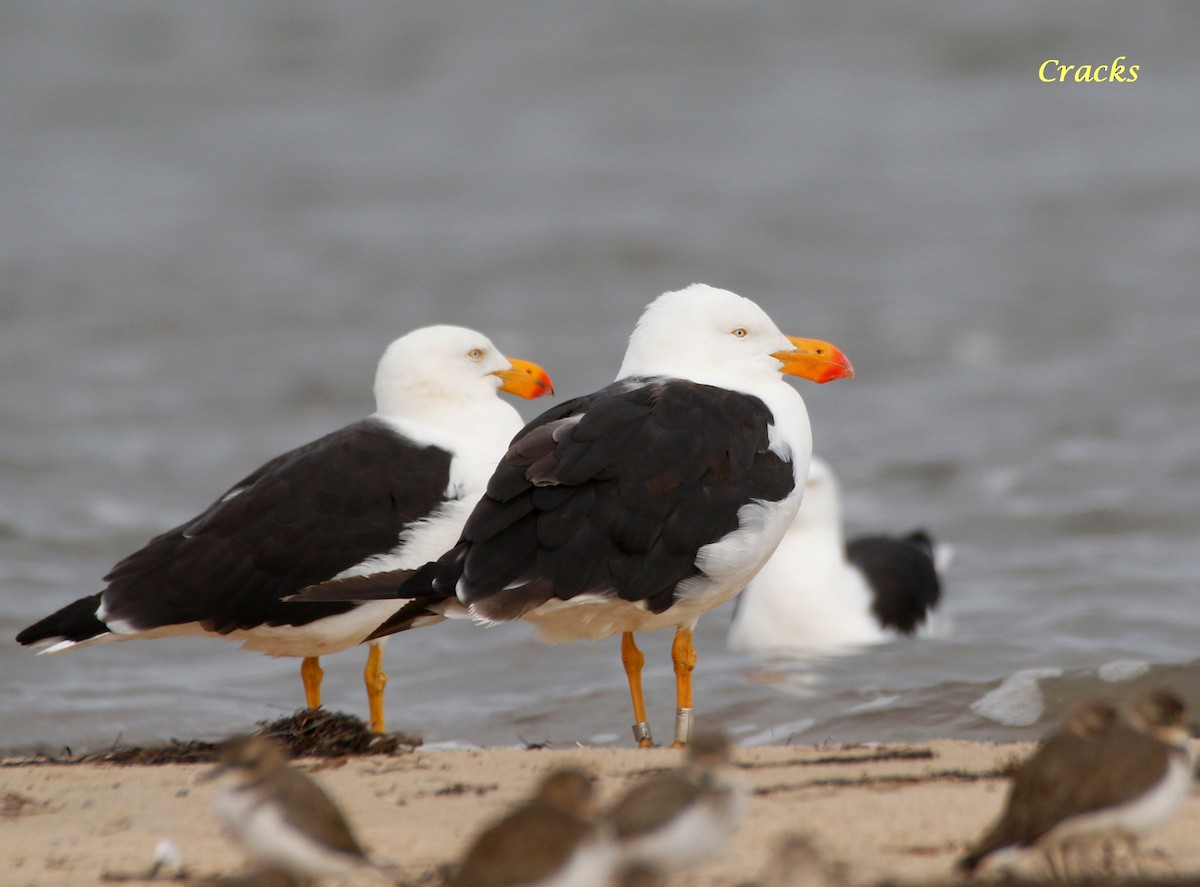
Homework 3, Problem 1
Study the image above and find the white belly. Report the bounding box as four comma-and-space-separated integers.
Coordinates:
517, 494, 803, 643
617, 789, 742, 870
99, 599, 406, 658
1044, 754, 1192, 845
214, 787, 361, 879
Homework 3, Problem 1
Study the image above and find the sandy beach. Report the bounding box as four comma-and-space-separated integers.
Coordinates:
4, 737, 1199, 887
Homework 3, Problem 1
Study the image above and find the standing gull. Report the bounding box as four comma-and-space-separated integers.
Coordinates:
728, 456, 945, 654
300, 285, 851, 745
16, 326, 552, 732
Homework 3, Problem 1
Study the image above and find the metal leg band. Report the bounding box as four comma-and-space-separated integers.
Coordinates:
632, 721, 654, 745
674, 707, 694, 746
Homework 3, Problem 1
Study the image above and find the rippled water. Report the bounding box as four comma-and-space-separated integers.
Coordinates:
3, 0, 1200, 753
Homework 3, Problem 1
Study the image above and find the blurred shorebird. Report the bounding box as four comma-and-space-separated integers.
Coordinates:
449, 767, 616, 887
958, 690, 1193, 877
207, 736, 384, 885
606, 732, 742, 876
740, 833, 849, 887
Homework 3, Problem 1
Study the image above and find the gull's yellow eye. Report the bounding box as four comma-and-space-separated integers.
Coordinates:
731, 327, 749, 339
467, 348, 485, 361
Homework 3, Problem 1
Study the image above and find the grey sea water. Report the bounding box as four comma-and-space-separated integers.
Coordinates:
3, 0, 1199, 753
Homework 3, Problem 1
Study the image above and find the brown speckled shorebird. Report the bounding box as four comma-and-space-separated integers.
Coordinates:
606, 732, 742, 876
450, 767, 616, 887
207, 736, 383, 885
958, 690, 1193, 876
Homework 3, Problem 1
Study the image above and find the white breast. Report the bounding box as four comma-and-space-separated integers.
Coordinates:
214, 787, 361, 879
616, 787, 743, 871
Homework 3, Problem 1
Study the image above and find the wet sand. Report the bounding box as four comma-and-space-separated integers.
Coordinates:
3, 739, 1199, 886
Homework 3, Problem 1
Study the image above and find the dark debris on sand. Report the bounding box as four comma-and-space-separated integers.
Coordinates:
3, 708, 421, 766
255, 707, 420, 758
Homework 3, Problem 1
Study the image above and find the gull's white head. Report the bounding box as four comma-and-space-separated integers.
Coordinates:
374, 325, 553, 418
616, 284, 852, 392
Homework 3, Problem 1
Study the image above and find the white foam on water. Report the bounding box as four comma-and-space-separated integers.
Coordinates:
418, 740, 481, 752
737, 718, 817, 746
1097, 660, 1150, 682
845, 694, 901, 715
969, 668, 1062, 727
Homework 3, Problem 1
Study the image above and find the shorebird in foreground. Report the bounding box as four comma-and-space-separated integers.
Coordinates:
207, 736, 383, 885
299, 285, 851, 746
728, 456, 946, 655
16, 326, 552, 733
449, 767, 615, 887
957, 690, 1193, 877
742, 833, 849, 887
605, 732, 743, 875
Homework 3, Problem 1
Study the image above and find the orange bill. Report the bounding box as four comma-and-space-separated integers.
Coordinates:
771, 336, 854, 384
493, 358, 555, 399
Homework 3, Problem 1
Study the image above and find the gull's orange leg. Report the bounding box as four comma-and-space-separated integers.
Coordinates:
621, 632, 654, 747
671, 625, 697, 747
364, 642, 389, 733
300, 656, 323, 710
